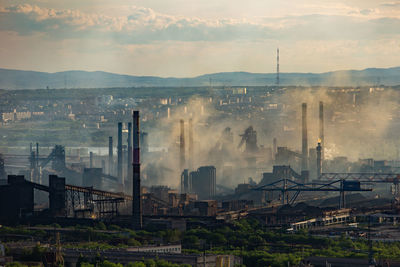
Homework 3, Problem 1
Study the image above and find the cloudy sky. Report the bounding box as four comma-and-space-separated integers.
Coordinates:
0, 0, 399, 77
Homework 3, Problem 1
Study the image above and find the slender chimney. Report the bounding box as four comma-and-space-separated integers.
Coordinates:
180, 119, 185, 170
127, 122, 132, 187
316, 141, 322, 179
301, 103, 308, 171
132, 111, 142, 230
180, 119, 186, 193
188, 118, 193, 170
89, 152, 93, 168
36, 142, 39, 168
272, 137, 277, 161
117, 122, 123, 184
319, 101, 325, 160
101, 160, 105, 173
108, 136, 113, 175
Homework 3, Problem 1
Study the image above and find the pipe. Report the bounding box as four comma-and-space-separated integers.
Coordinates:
117, 122, 123, 184
132, 111, 142, 229
108, 136, 113, 175
319, 101, 324, 160
302, 103, 308, 171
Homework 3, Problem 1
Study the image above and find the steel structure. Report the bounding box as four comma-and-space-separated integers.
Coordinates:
319, 173, 400, 182
254, 178, 372, 208
319, 172, 400, 203
29, 180, 132, 218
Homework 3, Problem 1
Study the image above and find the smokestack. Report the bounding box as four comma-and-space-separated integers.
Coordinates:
316, 141, 322, 179
180, 119, 186, 171
132, 111, 142, 230
117, 122, 123, 184
36, 142, 39, 168
89, 152, 93, 168
101, 160, 105, 173
272, 137, 277, 160
127, 122, 132, 187
189, 118, 193, 170
180, 119, 185, 193
302, 103, 308, 171
108, 136, 113, 175
319, 101, 325, 160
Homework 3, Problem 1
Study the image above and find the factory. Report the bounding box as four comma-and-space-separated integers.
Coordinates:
1, 98, 400, 234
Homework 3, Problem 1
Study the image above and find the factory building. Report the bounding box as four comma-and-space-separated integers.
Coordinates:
190, 166, 216, 200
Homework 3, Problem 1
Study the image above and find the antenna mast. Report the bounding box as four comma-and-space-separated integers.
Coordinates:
276, 48, 280, 88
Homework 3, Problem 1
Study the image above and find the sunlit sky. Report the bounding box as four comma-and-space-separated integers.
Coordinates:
0, 0, 399, 77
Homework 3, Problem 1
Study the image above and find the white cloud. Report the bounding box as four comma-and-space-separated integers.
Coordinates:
0, 3, 399, 44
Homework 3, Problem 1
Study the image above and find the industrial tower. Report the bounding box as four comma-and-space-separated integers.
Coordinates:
276, 48, 280, 88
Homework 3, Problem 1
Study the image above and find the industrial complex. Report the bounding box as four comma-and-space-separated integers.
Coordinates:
1, 81, 400, 267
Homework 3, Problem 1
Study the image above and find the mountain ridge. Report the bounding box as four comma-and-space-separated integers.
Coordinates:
0, 66, 399, 89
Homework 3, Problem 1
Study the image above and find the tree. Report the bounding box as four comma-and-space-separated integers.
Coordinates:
126, 262, 146, 267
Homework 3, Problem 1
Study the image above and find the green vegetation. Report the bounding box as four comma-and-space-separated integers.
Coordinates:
77, 259, 191, 267
3, 220, 400, 267
179, 218, 400, 266
6, 262, 41, 267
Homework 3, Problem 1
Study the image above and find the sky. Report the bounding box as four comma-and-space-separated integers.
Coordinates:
0, 0, 399, 77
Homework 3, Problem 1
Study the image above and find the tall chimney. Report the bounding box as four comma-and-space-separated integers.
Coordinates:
127, 122, 132, 187
180, 119, 186, 171
89, 152, 93, 168
132, 111, 142, 230
272, 137, 277, 161
319, 101, 325, 160
101, 160, 105, 173
36, 142, 39, 168
108, 136, 113, 175
316, 141, 322, 179
117, 122, 123, 184
188, 118, 193, 170
180, 119, 185, 193
301, 103, 308, 171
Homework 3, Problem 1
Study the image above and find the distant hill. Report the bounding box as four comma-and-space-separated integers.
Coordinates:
0, 66, 399, 89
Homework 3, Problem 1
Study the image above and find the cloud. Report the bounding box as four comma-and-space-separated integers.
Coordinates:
0, 3, 399, 44
381, 2, 400, 7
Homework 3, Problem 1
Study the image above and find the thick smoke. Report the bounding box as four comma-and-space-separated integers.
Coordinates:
142, 87, 400, 189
